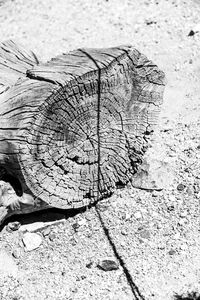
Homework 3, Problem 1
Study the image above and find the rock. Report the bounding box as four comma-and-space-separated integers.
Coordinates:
42, 226, 51, 236
86, 262, 93, 269
177, 183, 186, 191
168, 249, 176, 255
12, 248, 21, 259
134, 211, 142, 220
180, 244, 188, 251
0, 250, 18, 276
49, 232, 56, 241
188, 30, 195, 36
188, 23, 200, 36
77, 218, 87, 226
124, 212, 132, 220
180, 211, 188, 218
72, 222, 80, 232
167, 205, 175, 212
152, 190, 160, 197
131, 158, 174, 190
145, 19, 157, 25
6, 221, 21, 232
22, 232, 43, 251
138, 229, 151, 240
97, 260, 119, 271
121, 229, 128, 235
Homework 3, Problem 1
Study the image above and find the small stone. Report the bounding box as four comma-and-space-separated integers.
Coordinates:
43, 226, 51, 236
86, 262, 93, 269
188, 23, 200, 36
180, 244, 188, 251
145, 19, 157, 25
173, 232, 180, 239
124, 212, 132, 220
22, 232, 42, 251
134, 211, 142, 220
178, 219, 186, 226
167, 205, 175, 212
121, 229, 128, 235
186, 186, 193, 196
180, 211, 188, 218
152, 190, 160, 197
175, 64, 180, 71
188, 30, 195, 36
6, 221, 21, 232
168, 249, 176, 255
97, 260, 119, 271
72, 222, 80, 232
49, 232, 56, 241
78, 218, 87, 226
139, 229, 151, 240
12, 248, 21, 259
177, 183, 186, 191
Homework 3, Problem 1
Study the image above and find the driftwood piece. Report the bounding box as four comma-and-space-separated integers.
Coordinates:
0, 40, 166, 224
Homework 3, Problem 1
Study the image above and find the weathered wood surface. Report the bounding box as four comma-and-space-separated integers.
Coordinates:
0, 40, 166, 221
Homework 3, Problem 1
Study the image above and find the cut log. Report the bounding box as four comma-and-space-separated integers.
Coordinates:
0, 40, 166, 222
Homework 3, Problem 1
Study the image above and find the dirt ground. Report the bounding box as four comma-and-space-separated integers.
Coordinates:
0, 0, 200, 299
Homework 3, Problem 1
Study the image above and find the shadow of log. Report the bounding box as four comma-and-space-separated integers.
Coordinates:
174, 292, 200, 300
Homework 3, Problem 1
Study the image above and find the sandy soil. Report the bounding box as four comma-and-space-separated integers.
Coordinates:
0, 0, 200, 299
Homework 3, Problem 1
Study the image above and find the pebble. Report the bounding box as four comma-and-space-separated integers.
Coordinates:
6, 221, 21, 232
97, 260, 119, 271
12, 248, 21, 259
134, 211, 142, 220
188, 23, 200, 36
178, 219, 186, 226
124, 212, 132, 220
167, 205, 175, 212
121, 229, 128, 235
42, 226, 51, 236
49, 232, 56, 241
77, 218, 87, 226
86, 262, 93, 269
138, 229, 151, 240
186, 186, 193, 196
174, 232, 180, 239
22, 232, 43, 251
72, 222, 80, 232
152, 190, 160, 197
177, 183, 186, 191
180, 211, 188, 218
168, 249, 176, 255
180, 244, 188, 251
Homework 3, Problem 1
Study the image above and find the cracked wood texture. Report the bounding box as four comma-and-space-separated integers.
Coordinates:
0, 40, 166, 209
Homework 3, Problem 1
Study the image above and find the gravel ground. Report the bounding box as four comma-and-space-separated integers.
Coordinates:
0, 0, 200, 299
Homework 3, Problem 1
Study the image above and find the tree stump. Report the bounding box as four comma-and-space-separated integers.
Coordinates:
0, 40, 166, 222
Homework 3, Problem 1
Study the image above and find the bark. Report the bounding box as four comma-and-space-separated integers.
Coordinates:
0, 40, 166, 212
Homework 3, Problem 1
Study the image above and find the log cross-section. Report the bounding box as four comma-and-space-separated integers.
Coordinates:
0, 41, 166, 211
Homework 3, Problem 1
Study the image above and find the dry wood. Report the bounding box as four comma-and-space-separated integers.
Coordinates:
0, 40, 166, 223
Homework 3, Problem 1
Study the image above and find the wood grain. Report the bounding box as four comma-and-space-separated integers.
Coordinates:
0, 41, 166, 211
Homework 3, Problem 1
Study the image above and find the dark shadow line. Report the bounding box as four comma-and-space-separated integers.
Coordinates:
95, 206, 146, 300
79, 48, 146, 300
